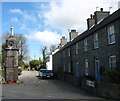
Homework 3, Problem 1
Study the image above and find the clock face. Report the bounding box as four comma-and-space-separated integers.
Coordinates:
8, 41, 14, 48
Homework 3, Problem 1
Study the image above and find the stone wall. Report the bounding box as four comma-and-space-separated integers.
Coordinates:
81, 78, 120, 100
96, 82, 120, 99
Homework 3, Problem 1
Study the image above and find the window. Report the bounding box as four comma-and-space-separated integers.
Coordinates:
85, 59, 89, 75
68, 48, 70, 57
63, 50, 65, 58
109, 55, 116, 70
76, 62, 79, 77
76, 43, 79, 54
93, 33, 98, 49
108, 25, 115, 44
68, 63, 71, 73
84, 38, 88, 51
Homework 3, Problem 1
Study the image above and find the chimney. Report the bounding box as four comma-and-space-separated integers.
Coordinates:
60, 36, 67, 47
118, 1, 120, 9
93, 8, 110, 24
87, 14, 95, 29
69, 29, 78, 41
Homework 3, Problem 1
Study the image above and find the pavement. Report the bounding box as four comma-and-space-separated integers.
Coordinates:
2, 71, 105, 99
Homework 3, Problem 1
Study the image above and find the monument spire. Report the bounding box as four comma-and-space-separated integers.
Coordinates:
10, 25, 14, 36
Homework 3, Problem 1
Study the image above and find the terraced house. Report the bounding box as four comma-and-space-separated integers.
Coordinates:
53, 8, 120, 99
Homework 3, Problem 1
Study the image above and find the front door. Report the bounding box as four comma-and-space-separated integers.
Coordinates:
95, 58, 100, 81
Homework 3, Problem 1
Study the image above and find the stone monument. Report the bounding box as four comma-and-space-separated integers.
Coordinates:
4, 26, 19, 81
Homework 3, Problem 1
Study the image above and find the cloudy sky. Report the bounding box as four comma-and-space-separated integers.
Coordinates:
2, 0, 120, 60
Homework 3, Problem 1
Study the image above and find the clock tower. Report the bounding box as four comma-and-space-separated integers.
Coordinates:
4, 26, 19, 81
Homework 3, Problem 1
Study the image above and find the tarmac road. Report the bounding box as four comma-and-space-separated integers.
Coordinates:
2, 71, 104, 99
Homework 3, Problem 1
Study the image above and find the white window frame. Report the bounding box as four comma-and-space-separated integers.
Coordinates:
84, 38, 88, 51
94, 33, 98, 49
85, 59, 89, 75
76, 42, 79, 54
108, 25, 115, 44
68, 48, 70, 57
109, 55, 116, 70
68, 63, 71, 73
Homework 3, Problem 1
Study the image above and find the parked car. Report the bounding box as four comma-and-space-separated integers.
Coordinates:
39, 69, 54, 78
38, 68, 47, 77
18, 67, 22, 75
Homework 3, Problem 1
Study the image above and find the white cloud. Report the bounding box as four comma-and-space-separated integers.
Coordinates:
26, 30, 61, 46
9, 9, 23, 14
9, 8, 36, 23
43, 0, 119, 33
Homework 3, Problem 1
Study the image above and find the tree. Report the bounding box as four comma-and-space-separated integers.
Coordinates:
15, 34, 29, 62
48, 45, 57, 55
29, 60, 40, 70
41, 46, 48, 68
0, 53, 2, 65
39, 45, 57, 70
1, 43, 6, 67
24, 64, 29, 70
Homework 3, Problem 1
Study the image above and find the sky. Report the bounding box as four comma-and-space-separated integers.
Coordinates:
1, 0, 120, 61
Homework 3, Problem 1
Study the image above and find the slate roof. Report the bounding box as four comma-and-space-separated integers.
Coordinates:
56, 8, 120, 53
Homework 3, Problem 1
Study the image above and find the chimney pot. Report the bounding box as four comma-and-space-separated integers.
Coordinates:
100, 8, 103, 12
90, 14, 93, 18
71, 29, 76, 32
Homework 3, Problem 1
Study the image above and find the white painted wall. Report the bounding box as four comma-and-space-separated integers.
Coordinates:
46, 48, 59, 70
46, 55, 52, 70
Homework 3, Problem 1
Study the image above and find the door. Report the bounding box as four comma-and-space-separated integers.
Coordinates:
95, 58, 100, 81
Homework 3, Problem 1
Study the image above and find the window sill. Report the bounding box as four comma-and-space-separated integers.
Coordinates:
108, 42, 116, 46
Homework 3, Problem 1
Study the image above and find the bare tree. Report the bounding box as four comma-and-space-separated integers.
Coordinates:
42, 46, 47, 68
15, 34, 29, 61
49, 45, 57, 55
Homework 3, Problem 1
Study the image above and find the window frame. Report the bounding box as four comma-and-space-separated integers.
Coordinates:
84, 38, 88, 51
85, 59, 89, 75
109, 55, 116, 70
63, 50, 65, 58
68, 48, 70, 57
108, 25, 115, 45
93, 33, 99, 49
75, 42, 79, 54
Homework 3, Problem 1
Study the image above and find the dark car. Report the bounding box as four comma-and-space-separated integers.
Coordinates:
39, 69, 54, 78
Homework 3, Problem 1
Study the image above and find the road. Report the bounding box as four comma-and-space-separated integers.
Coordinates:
2, 71, 104, 99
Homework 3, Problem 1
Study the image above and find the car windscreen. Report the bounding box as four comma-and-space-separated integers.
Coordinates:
42, 70, 52, 73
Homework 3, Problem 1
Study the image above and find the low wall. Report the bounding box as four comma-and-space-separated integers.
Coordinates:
96, 82, 120, 99
65, 75, 81, 86
81, 78, 120, 100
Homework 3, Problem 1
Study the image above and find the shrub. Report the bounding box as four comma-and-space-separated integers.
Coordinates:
104, 69, 120, 83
